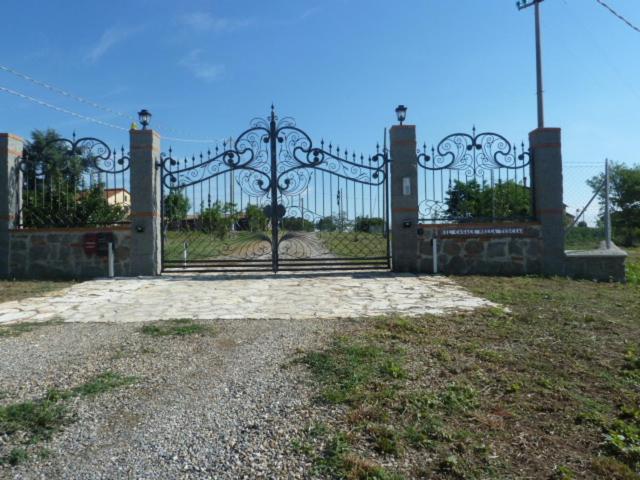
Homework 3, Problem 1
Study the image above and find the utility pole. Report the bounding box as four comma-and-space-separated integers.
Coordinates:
517, 0, 545, 129
604, 158, 612, 249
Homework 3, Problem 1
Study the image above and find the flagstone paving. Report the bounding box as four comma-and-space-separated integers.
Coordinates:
0, 273, 495, 325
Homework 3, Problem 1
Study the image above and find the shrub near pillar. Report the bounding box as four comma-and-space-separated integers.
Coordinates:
0, 134, 23, 279
129, 129, 162, 276
390, 125, 419, 273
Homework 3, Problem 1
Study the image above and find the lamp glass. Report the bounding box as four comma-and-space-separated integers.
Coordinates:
395, 105, 407, 124
138, 109, 151, 128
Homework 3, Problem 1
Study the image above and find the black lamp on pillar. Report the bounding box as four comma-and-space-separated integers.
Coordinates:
395, 105, 407, 125
138, 109, 152, 130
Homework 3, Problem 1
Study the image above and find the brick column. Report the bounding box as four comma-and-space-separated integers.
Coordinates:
130, 129, 162, 276
529, 128, 565, 276
390, 125, 419, 273
0, 134, 23, 279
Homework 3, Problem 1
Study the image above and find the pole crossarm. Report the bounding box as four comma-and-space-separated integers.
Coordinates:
516, 0, 544, 11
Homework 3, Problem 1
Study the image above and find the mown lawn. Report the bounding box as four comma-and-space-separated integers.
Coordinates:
296, 265, 640, 478
163, 230, 270, 261
318, 232, 388, 258
0, 281, 75, 305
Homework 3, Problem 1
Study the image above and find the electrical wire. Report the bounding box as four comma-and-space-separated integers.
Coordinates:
0, 84, 128, 131
0, 63, 225, 144
0, 64, 134, 121
594, 0, 640, 33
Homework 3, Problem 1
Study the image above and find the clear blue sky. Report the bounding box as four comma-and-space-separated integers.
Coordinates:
1, 0, 639, 221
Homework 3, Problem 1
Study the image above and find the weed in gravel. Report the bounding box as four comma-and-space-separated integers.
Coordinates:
70, 372, 137, 398
0, 398, 68, 441
314, 432, 405, 480
0, 448, 29, 466
0, 319, 63, 338
141, 319, 214, 337
0, 371, 137, 466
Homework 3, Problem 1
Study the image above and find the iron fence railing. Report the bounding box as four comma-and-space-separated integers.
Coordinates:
417, 128, 532, 224
17, 133, 131, 228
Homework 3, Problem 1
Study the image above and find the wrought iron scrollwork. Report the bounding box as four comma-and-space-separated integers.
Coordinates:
417, 127, 533, 224
161, 108, 390, 198
19, 134, 130, 176
417, 127, 530, 177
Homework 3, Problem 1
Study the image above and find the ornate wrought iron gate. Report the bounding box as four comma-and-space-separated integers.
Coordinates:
160, 108, 390, 273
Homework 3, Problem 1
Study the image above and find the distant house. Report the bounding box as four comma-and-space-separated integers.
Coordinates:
104, 189, 131, 208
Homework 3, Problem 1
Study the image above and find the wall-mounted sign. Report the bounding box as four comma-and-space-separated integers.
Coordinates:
83, 234, 98, 255
438, 226, 526, 238
83, 233, 115, 257
402, 177, 411, 196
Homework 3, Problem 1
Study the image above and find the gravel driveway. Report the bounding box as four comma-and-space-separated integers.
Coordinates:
1, 318, 338, 479
0, 274, 495, 478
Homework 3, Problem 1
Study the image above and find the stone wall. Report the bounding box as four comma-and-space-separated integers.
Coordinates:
565, 243, 627, 282
417, 223, 543, 275
8, 227, 131, 279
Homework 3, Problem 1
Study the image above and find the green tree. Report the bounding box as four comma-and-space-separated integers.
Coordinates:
164, 190, 190, 225
445, 180, 531, 221
23, 129, 85, 190
200, 202, 237, 238
588, 163, 640, 246
21, 129, 128, 227
354, 217, 385, 233
245, 204, 269, 231
317, 216, 337, 232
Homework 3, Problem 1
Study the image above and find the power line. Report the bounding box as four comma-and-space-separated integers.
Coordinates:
0, 64, 135, 121
0, 82, 226, 146
0, 63, 225, 144
0, 84, 128, 131
594, 0, 640, 33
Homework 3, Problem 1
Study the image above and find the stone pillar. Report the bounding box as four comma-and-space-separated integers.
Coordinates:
390, 125, 419, 273
0, 134, 23, 279
529, 128, 565, 276
129, 129, 162, 276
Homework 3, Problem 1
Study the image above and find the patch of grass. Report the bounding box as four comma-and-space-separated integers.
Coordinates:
140, 318, 214, 337
0, 319, 63, 338
313, 432, 405, 480
71, 372, 137, 398
0, 281, 75, 304
0, 398, 68, 441
604, 405, 640, 473
300, 337, 404, 405
295, 273, 640, 478
591, 456, 640, 480
0, 447, 29, 466
0, 371, 137, 466
318, 231, 388, 259
624, 247, 640, 285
